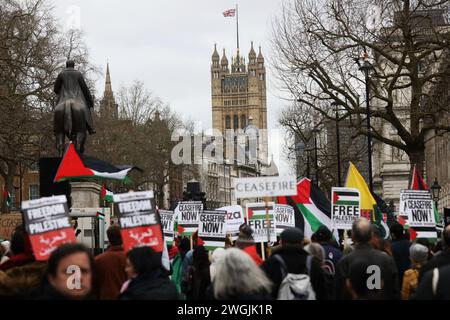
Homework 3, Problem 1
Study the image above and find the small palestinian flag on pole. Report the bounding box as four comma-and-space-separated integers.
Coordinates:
2, 185, 12, 208
101, 184, 114, 203
54, 143, 137, 183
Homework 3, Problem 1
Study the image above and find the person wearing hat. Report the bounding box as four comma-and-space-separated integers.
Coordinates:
260, 227, 327, 300
401, 243, 429, 300
235, 224, 263, 266
312, 225, 342, 267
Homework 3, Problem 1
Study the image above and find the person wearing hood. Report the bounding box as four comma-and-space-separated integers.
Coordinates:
0, 226, 46, 299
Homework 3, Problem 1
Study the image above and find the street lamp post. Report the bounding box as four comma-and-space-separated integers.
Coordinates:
431, 177, 442, 218
312, 128, 319, 186
332, 101, 342, 187
358, 53, 375, 191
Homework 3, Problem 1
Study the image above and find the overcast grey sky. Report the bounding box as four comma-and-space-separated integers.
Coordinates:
52, 0, 292, 174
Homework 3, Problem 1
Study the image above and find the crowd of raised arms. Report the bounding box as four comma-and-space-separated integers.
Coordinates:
1, 218, 449, 300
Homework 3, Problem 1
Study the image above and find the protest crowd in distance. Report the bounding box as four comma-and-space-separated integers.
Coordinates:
1, 169, 450, 301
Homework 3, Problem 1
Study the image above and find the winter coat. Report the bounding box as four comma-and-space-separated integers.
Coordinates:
207, 282, 272, 300
261, 245, 327, 300
94, 246, 127, 300
182, 264, 211, 300
119, 271, 179, 300
335, 242, 400, 300
391, 239, 412, 284
0, 260, 47, 299
419, 250, 450, 282
415, 264, 450, 300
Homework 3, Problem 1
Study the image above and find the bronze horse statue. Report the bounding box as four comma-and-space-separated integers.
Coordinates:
54, 60, 96, 156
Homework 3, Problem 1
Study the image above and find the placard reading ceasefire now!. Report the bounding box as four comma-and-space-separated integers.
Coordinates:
22, 195, 76, 261
114, 191, 163, 253
234, 176, 297, 198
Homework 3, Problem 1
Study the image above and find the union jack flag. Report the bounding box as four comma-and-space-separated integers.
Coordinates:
223, 9, 236, 17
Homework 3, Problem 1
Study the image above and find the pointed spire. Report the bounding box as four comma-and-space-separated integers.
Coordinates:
249, 41, 256, 59
104, 62, 113, 96
212, 43, 219, 60
257, 46, 264, 62
221, 48, 228, 65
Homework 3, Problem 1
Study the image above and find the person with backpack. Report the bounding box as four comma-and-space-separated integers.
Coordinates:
305, 242, 336, 299
261, 227, 327, 300
312, 226, 342, 267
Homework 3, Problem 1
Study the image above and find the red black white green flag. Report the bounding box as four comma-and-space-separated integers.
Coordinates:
54, 143, 136, 183
278, 178, 339, 242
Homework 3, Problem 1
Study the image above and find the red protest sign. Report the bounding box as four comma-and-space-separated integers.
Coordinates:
113, 191, 164, 253
22, 195, 76, 261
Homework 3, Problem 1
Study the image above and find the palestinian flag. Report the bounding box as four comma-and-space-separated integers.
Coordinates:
278, 178, 339, 242
96, 211, 105, 220
400, 165, 438, 240
101, 184, 114, 203
333, 190, 360, 206
345, 162, 390, 239
2, 186, 12, 208
54, 143, 135, 183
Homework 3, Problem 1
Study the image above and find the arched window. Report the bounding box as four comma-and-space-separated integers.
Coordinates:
241, 115, 246, 129
233, 115, 239, 129
225, 115, 231, 129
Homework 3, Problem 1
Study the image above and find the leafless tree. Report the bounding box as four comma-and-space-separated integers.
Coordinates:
273, 0, 450, 177
0, 0, 96, 212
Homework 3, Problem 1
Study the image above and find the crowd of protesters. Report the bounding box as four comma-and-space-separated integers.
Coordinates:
0, 218, 449, 300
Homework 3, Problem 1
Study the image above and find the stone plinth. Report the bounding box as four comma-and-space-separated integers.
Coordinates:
70, 181, 102, 208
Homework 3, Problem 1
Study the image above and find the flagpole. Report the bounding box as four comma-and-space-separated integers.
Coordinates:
236, 4, 239, 50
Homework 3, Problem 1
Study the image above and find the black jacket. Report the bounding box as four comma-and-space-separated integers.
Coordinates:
119, 272, 179, 300
391, 239, 411, 283
419, 250, 450, 282
415, 264, 450, 300
335, 243, 400, 300
261, 246, 327, 300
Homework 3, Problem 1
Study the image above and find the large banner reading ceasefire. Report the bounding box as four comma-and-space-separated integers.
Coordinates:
22, 195, 76, 261
114, 191, 164, 253
174, 201, 203, 236
198, 210, 227, 250
159, 210, 174, 245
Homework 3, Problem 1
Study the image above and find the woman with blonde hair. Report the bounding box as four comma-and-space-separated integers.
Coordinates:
211, 248, 272, 300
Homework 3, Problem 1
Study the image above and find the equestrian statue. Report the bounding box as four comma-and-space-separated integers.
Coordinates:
54, 60, 96, 156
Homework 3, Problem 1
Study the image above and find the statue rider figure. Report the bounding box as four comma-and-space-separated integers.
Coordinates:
54, 60, 96, 135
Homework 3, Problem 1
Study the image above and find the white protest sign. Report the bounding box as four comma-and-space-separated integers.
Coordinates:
274, 204, 295, 236
246, 202, 276, 243
234, 176, 297, 198
174, 201, 203, 236
217, 205, 245, 241
159, 210, 174, 245
331, 187, 361, 230
198, 210, 227, 250
400, 190, 436, 229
